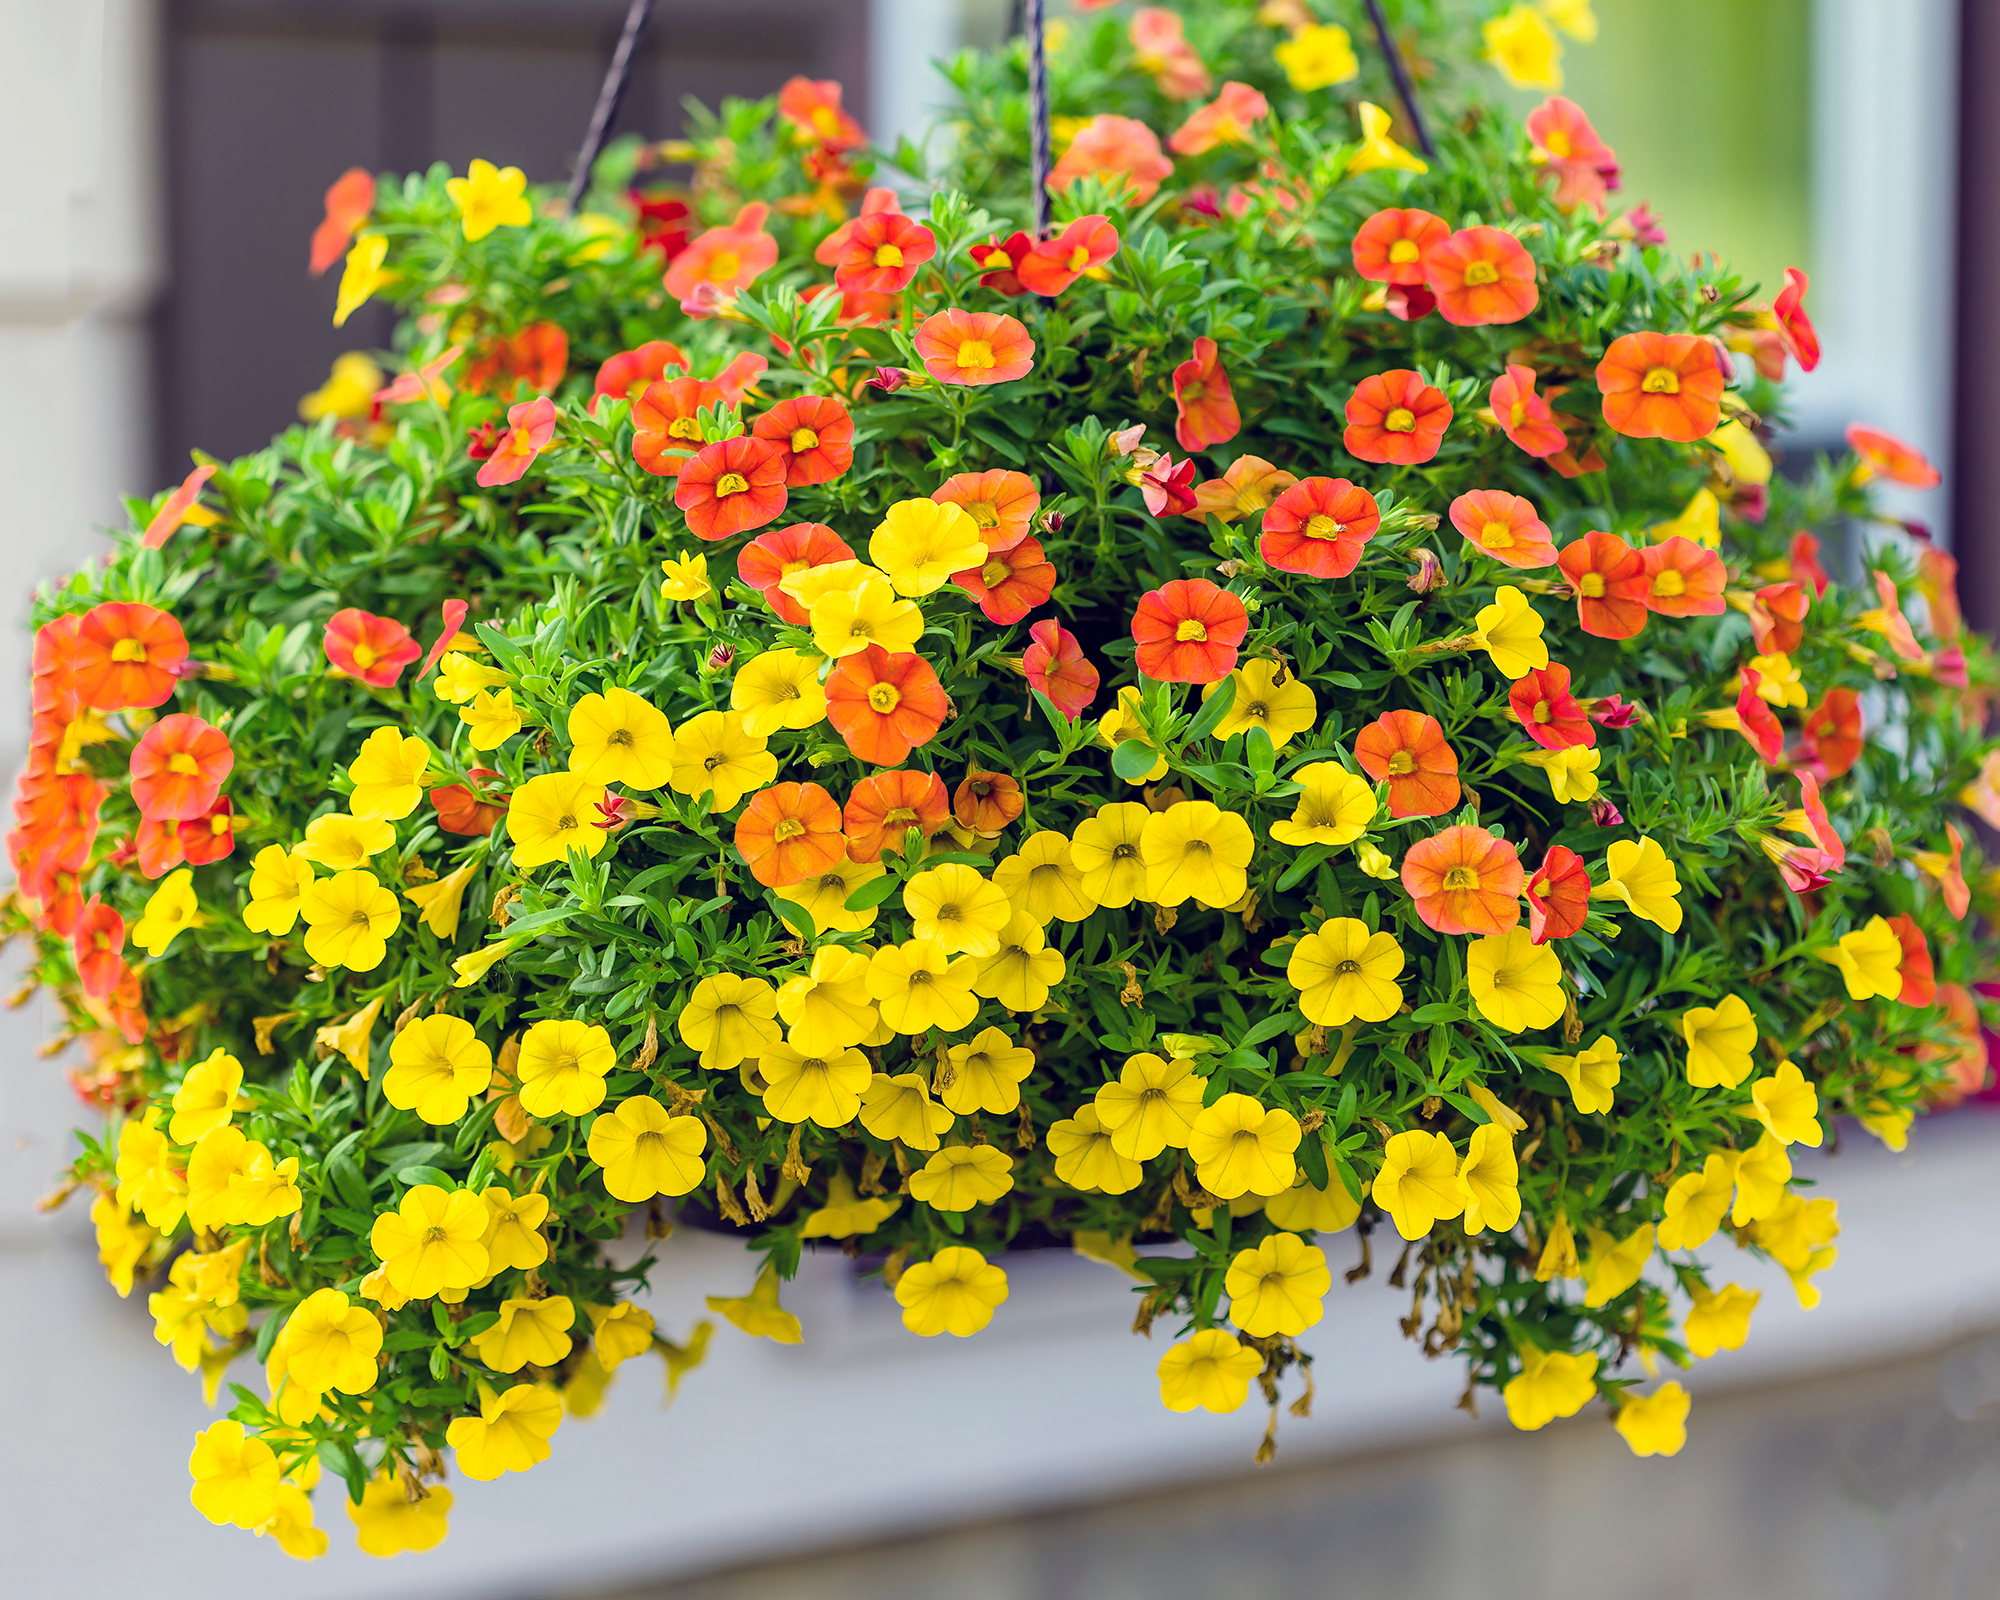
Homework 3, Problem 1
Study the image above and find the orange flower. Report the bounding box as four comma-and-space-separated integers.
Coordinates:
1047, 114, 1175, 204
1449, 489, 1555, 568
816, 187, 901, 266
1343, 369, 1451, 465
1557, 531, 1650, 640
1790, 531, 1830, 598
1915, 821, 1969, 919
430, 782, 509, 838
714, 352, 768, 405
1260, 477, 1379, 580
1171, 337, 1241, 452
750, 395, 854, 487
955, 770, 1025, 833
1795, 772, 1846, 872
1354, 710, 1460, 818
779, 77, 866, 150
1640, 536, 1726, 617
663, 203, 778, 300
738, 522, 854, 625
843, 770, 950, 862
1130, 8, 1210, 99
971, 231, 1032, 296
836, 211, 936, 294
1886, 914, 1935, 1007
1802, 688, 1863, 778
1750, 580, 1810, 655
1131, 579, 1247, 684
137, 814, 186, 879
675, 437, 788, 542
1424, 226, 1538, 326
309, 167, 375, 276
1525, 96, 1617, 212
475, 396, 557, 488
1168, 81, 1269, 155
1846, 423, 1941, 489
179, 796, 237, 866
1510, 665, 1593, 751
734, 782, 846, 888
592, 340, 688, 412
130, 713, 233, 821
1727, 668, 1785, 765
464, 323, 568, 399
324, 608, 420, 687
1596, 332, 1723, 441
72, 603, 187, 712
1401, 825, 1523, 936
1015, 215, 1121, 297
1524, 845, 1590, 944
914, 309, 1035, 386
825, 646, 949, 766
72, 898, 126, 999
1024, 621, 1100, 718
1489, 365, 1568, 457
950, 537, 1056, 624
1192, 456, 1299, 523
1352, 207, 1448, 286
142, 463, 219, 551
1918, 547, 1963, 641
632, 375, 727, 478
1773, 267, 1820, 372
932, 470, 1039, 554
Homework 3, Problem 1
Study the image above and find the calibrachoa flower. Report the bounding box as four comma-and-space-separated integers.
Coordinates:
1271, 763, 1375, 847
324, 608, 420, 687
843, 769, 950, 862
1596, 331, 1724, 441
1016, 214, 1121, 296
1353, 207, 1447, 284
1158, 1329, 1262, 1413
1804, 687, 1864, 777
592, 339, 688, 410
668, 710, 777, 811
913, 309, 1035, 385
954, 769, 1025, 833
737, 521, 853, 624
72, 602, 187, 711
663, 202, 778, 300
835, 211, 935, 294
678, 974, 781, 1071
1373, 1130, 1463, 1239
1557, 529, 1650, 639
895, 1247, 1009, 1336
568, 686, 675, 789
1344, 368, 1452, 464
730, 649, 828, 736
474, 396, 557, 488
1171, 336, 1241, 451
1047, 113, 1175, 202
1510, 664, 1593, 749
1259, 476, 1379, 579
1451, 489, 1556, 568
1489, 363, 1568, 456
1641, 536, 1726, 617
1131, 578, 1247, 683
1846, 423, 1940, 489
1402, 825, 1524, 935
1023, 620, 1100, 717
1592, 836, 1683, 930
1468, 927, 1565, 1032
1205, 659, 1315, 748
676, 436, 788, 541
932, 469, 1039, 552
1141, 801, 1254, 908
873, 498, 988, 597
1288, 918, 1403, 1025
588, 1097, 707, 1202
1355, 709, 1460, 817
129, 714, 233, 820
509, 771, 611, 867
1525, 846, 1592, 942
1425, 225, 1539, 325
1192, 455, 1299, 521
632, 374, 726, 477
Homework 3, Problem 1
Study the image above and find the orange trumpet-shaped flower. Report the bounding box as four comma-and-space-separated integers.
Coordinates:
1846, 423, 1941, 489
675, 437, 788, 542
309, 167, 376, 275
1525, 96, 1617, 212
734, 782, 846, 888
1171, 337, 1241, 453
1789, 531, 1830, 599
1352, 207, 1447, 286
1016, 215, 1121, 297
1489, 365, 1568, 457
1401, 825, 1524, 936
1024, 621, 1100, 718
1354, 710, 1460, 818
1510, 664, 1593, 751
1450, 489, 1555, 568
179, 797, 237, 866
464, 323, 567, 399
1596, 332, 1723, 441
1918, 547, 1963, 641
914, 309, 1036, 386
1773, 268, 1820, 372
1557, 530, 1650, 640
72, 898, 126, 999
136, 814, 186, 879
825, 646, 949, 766
592, 341, 688, 412
1796, 772, 1846, 871
1726, 668, 1785, 765
632, 375, 727, 478
1344, 369, 1451, 465
324, 608, 420, 687
932, 470, 1039, 554
1131, 579, 1247, 684
816, 188, 901, 266
1169, 81, 1269, 155
475, 396, 558, 488
142, 463, 219, 551
779, 77, 866, 150
955, 769, 1025, 833
431, 782, 508, 838
1192, 456, 1299, 523
843, 770, 951, 862
738, 522, 853, 625
130, 713, 233, 821
1047, 115, 1175, 204
1886, 913, 1935, 1007
1802, 688, 1863, 778
715, 352, 768, 405
1424, 226, 1539, 326
1750, 580, 1810, 656
836, 212, 937, 295
1525, 845, 1591, 944
750, 395, 855, 488
1259, 477, 1379, 580
663, 203, 778, 300
950, 537, 1056, 625
72, 602, 188, 712
1640, 536, 1726, 617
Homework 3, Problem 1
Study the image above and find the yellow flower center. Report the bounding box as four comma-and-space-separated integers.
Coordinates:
1245, 700, 1271, 723
811, 107, 843, 138
1578, 572, 1606, 598
1384, 407, 1416, 432
111, 639, 149, 663
1546, 129, 1573, 157
1182, 381, 1207, 405
608, 727, 633, 748
1442, 865, 1480, 891
773, 818, 806, 843
352, 642, 380, 668
955, 339, 997, 371
868, 683, 903, 714
980, 559, 1010, 587
1388, 239, 1420, 264
781, 558, 810, 576
556, 814, 576, 831
790, 427, 819, 452
963, 499, 999, 529
350, 909, 375, 929
208, 814, 230, 835
874, 244, 905, 268
1334, 958, 1362, 976
1386, 751, 1415, 776
1481, 521, 1515, 550
980, 248, 1012, 269
709, 250, 742, 281
1304, 514, 1344, 541
884, 806, 918, 827
168, 753, 201, 776
1641, 366, 1681, 395
1653, 570, 1686, 598
1067, 245, 1091, 271
1461, 259, 1500, 286
1533, 701, 1552, 723
715, 472, 750, 497
425, 1226, 447, 1244
669, 417, 703, 440
1175, 620, 1209, 643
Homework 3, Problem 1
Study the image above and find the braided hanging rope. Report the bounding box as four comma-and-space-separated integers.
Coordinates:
1363, 0, 1436, 159
1025, 0, 1053, 235
565, 0, 659, 215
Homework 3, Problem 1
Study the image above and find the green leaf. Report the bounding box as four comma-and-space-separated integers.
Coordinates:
1112, 738, 1162, 782
845, 873, 904, 912
1184, 678, 1237, 741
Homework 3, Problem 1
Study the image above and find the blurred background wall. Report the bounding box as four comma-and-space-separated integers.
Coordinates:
2, 2, 1995, 1597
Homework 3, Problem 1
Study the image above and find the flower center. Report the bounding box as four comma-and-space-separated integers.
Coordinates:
955, 339, 996, 371
868, 683, 903, 714
1112, 843, 1137, 860
715, 472, 750, 497
1388, 239, 1420, 264
208, 814, 230, 835
1334, 959, 1362, 976
424, 1227, 447, 1244
964, 500, 999, 529
1442, 865, 1480, 891
1461, 259, 1500, 286
352, 642, 380, 668
1653, 570, 1686, 598
1246, 700, 1271, 723
1175, 620, 1209, 643
885, 807, 917, 827
556, 814, 576, 831
111, 639, 149, 663
1384, 407, 1416, 433
936, 902, 962, 922
1578, 572, 1606, 598
168, 753, 201, 776
1546, 129, 1573, 157
669, 418, 702, 440
790, 427, 819, 452
709, 250, 741, 280
608, 728, 633, 748
773, 818, 805, 843
1182, 381, 1207, 405
1067, 245, 1091, 271
1533, 701, 1553, 723
1304, 514, 1344, 542
349, 909, 374, 929
874, 244, 904, 268
704, 753, 725, 772
980, 560, 1010, 587
1481, 521, 1515, 550
980, 248, 1012, 269
1386, 751, 1415, 776
1641, 366, 1681, 395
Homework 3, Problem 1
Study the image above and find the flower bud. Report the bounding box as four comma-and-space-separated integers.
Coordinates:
1037, 508, 1065, 535
1355, 841, 1397, 879
867, 366, 910, 392
680, 281, 732, 321
1407, 549, 1446, 594
1588, 798, 1625, 827
1110, 423, 1148, 458
703, 641, 736, 674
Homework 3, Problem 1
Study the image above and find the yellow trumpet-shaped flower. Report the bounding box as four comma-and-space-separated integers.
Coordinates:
1093, 1051, 1208, 1161
168, 1047, 244, 1145
1203, 658, 1317, 749
1615, 1383, 1690, 1458
857, 1071, 955, 1150
731, 648, 828, 736
1158, 1329, 1264, 1412
1730, 1132, 1792, 1226
1225, 1232, 1330, 1337
1518, 744, 1600, 804
333, 233, 391, 327
347, 1473, 451, 1557
1591, 836, 1683, 931
993, 831, 1097, 924
1372, 1129, 1463, 1239
405, 859, 479, 940
1649, 486, 1722, 550
866, 939, 981, 1033
668, 709, 777, 813
1682, 994, 1758, 1089
446, 158, 532, 241
1483, 5, 1563, 90
1502, 1346, 1597, 1431
707, 1260, 804, 1343
800, 1170, 902, 1239
347, 727, 432, 820
810, 572, 924, 658
1683, 1282, 1759, 1360
1346, 101, 1428, 176
1048, 1104, 1143, 1194
133, 868, 203, 957
244, 845, 315, 936
1656, 1152, 1738, 1251
383, 1014, 493, 1124
481, 1187, 551, 1272
1270, 762, 1374, 848
447, 1383, 561, 1480
1468, 927, 1565, 1033
971, 910, 1067, 1012
1749, 1059, 1823, 1146
909, 1144, 1015, 1211
658, 550, 712, 603
895, 1246, 1009, 1336
368, 1185, 490, 1299
472, 1295, 576, 1374
568, 685, 675, 789
1456, 1122, 1521, 1234
939, 1026, 1036, 1115
587, 1096, 707, 1202
1288, 917, 1403, 1026
1070, 800, 1151, 905
1473, 585, 1549, 679
870, 498, 987, 597
508, 770, 610, 870
678, 972, 782, 1071
1275, 24, 1359, 91
274, 1288, 382, 1396
1816, 915, 1904, 1001
759, 1039, 872, 1127
188, 1420, 281, 1529
1141, 800, 1255, 908
903, 861, 1012, 955
1582, 1222, 1654, 1308
1189, 1093, 1300, 1200
1539, 1035, 1621, 1114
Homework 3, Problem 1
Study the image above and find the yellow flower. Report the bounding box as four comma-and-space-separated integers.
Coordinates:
1287, 917, 1403, 1026
1502, 1347, 1597, 1431
1093, 1051, 1208, 1160
1141, 800, 1255, 908
452, 940, 518, 988
347, 1473, 452, 1557
669, 709, 777, 813
759, 1039, 871, 1126
870, 498, 987, 597
587, 1095, 707, 1202
1047, 1103, 1143, 1193
244, 845, 315, 936
909, 1144, 1015, 1211
1457, 1122, 1521, 1233
858, 1070, 955, 1150
1682, 994, 1757, 1088
1473, 585, 1550, 679
461, 686, 525, 751
1749, 1059, 1822, 1147
1656, 1151, 1738, 1251
775, 853, 886, 935
1346, 101, 1428, 176
867, 939, 981, 1033
731, 648, 829, 736
1649, 486, 1722, 550
989, 831, 1093, 924
472, 1295, 576, 1373
1468, 928, 1565, 1033
1371, 1129, 1463, 1239
151, 1253, 247, 1369
1591, 836, 1683, 931
1750, 1191, 1839, 1274
1540, 1034, 1621, 1114
1355, 840, 1397, 879
1203, 659, 1317, 749
800, 1170, 902, 1239
1264, 1177, 1362, 1233
299, 351, 384, 422
568, 686, 675, 789
903, 861, 1012, 955
1615, 1383, 1689, 1458
707, 1260, 804, 1342
1582, 1221, 1654, 1308
515, 1017, 614, 1118
1270, 761, 1374, 847
299, 811, 395, 869
133, 868, 203, 956
92, 1192, 154, 1298
446, 1383, 562, 1480
117, 1114, 187, 1231
816, 574, 927, 661
779, 558, 872, 610
658, 550, 712, 602
188, 1420, 281, 1529
1729, 1131, 1792, 1225
383, 1014, 494, 1123
1225, 1232, 1330, 1337
333, 233, 391, 327
259, 1480, 328, 1560
347, 727, 432, 820
1096, 687, 1167, 784
508, 770, 610, 870
1684, 1282, 1759, 1359
1466, 1083, 1527, 1134
1535, 1213, 1581, 1280
678, 972, 782, 1070
971, 910, 1067, 1012
1275, 23, 1359, 90
1069, 800, 1151, 906
446, 158, 533, 241
1747, 652, 1806, 709
300, 868, 401, 971
1157, 1328, 1263, 1412
775, 946, 877, 1054
1188, 1093, 1300, 1200
169, 1047, 244, 1144
1483, 4, 1563, 89
369, 1185, 490, 1298
1816, 915, 1904, 1001
481, 1187, 550, 1271
275, 1288, 382, 1395
435, 652, 510, 704
405, 859, 479, 939
186, 1124, 302, 1228
895, 1246, 1009, 1336
585, 1302, 655, 1370
938, 1027, 1036, 1115
1518, 744, 1600, 804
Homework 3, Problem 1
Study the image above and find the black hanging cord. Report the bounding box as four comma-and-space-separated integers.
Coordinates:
1025, 0, 1052, 235
1363, 0, 1436, 160
565, 0, 657, 215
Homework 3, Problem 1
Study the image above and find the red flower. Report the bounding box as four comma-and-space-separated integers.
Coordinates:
950, 537, 1057, 624
178, 797, 237, 866
955, 769, 1025, 833
1131, 579, 1247, 684
675, 437, 788, 541
1016, 215, 1121, 296
324, 608, 421, 687
1355, 710, 1460, 818
1381, 284, 1437, 321
1802, 688, 1863, 778
592, 341, 688, 412
72, 898, 126, 999
914, 309, 1036, 386
1790, 530, 1830, 598
464, 323, 568, 399
24, 857, 84, 938
933, 470, 1039, 554
632, 375, 727, 478
130, 714, 234, 821
1171, 337, 1241, 452
1023, 621, 1100, 717
779, 77, 866, 150
1640, 536, 1726, 617
475, 396, 558, 488
1343, 369, 1451, 465
1555, 531, 1649, 640
1847, 424, 1941, 489
1596, 332, 1723, 441
749, 395, 855, 488
734, 782, 847, 888
1525, 845, 1591, 944
1773, 267, 1820, 372
825, 646, 949, 765
431, 779, 509, 837
663, 203, 778, 300
1887, 913, 1935, 1008
1401, 826, 1523, 936
417, 598, 472, 682
970, 231, 1032, 295
72, 603, 188, 712
1449, 489, 1555, 568
631, 191, 692, 261
1796, 772, 1845, 871
1424, 226, 1539, 326
836, 211, 937, 294
1352, 207, 1448, 286
816, 188, 902, 266
1489, 364, 1568, 457
1510, 665, 1594, 750
715, 353, 768, 405
738, 522, 854, 625
136, 815, 185, 880
843, 770, 951, 862
1731, 668, 1785, 765
1260, 477, 1379, 580
142, 463, 219, 551
1751, 581, 1810, 655
1136, 454, 1199, 517
309, 167, 375, 275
